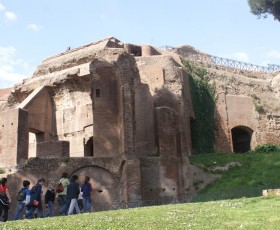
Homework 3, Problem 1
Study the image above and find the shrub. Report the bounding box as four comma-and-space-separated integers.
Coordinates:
63, 157, 70, 163
254, 144, 280, 153
255, 103, 264, 113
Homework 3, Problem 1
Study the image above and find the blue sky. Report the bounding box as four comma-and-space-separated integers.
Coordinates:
0, 0, 280, 88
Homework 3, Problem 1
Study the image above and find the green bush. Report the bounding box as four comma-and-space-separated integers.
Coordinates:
254, 144, 280, 153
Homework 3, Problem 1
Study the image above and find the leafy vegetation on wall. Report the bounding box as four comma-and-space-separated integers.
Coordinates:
184, 60, 215, 153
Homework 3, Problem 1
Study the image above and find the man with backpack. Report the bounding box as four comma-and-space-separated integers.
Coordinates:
14, 180, 31, 220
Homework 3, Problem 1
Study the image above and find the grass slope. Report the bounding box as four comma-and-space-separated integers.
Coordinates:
1, 197, 280, 229
2, 152, 280, 229
189, 152, 280, 193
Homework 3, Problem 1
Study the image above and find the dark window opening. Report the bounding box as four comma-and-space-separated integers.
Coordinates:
131, 46, 142, 56
84, 136, 94, 157
231, 126, 253, 153
96, 89, 100, 97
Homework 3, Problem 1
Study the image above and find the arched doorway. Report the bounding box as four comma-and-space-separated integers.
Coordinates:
72, 166, 119, 211
231, 126, 253, 153
84, 137, 94, 156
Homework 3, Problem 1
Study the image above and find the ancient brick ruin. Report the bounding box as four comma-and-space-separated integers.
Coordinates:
174, 45, 280, 154
0, 38, 194, 216
1, 37, 280, 216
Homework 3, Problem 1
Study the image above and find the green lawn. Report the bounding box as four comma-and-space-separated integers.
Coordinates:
2, 151, 280, 229
1, 197, 280, 229
189, 152, 280, 193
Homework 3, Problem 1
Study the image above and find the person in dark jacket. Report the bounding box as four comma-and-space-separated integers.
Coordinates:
25, 178, 45, 219
81, 176, 92, 212
67, 175, 80, 215
45, 184, 55, 217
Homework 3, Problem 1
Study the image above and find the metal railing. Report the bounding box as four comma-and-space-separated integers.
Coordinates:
160, 46, 280, 74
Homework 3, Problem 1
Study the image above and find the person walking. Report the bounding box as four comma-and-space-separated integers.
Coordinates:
57, 172, 70, 215
14, 180, 31, 220
81, 176, 93, 213
0, 178, 11, 222
67, 175, 80, 215
45, 184, 55, 217
25, 178, 45, 219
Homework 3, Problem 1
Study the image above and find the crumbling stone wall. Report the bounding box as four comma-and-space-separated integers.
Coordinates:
0, 109, 28, 168
7, 156, 133, 218
0, 38, 195, 220
192, 62, 280, 152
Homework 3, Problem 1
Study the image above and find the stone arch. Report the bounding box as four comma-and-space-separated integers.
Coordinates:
84, 136, 94, 157
231, 126, 253, 153
71, 166, 120, 209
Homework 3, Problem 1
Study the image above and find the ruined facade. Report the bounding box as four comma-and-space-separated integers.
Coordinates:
0, 38, 193, 215
173, 45, 280, 153
1, 37, 280, 217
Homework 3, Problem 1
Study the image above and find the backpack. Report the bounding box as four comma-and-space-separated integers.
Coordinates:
56, 182, 64, 193
16, 188, 26, 201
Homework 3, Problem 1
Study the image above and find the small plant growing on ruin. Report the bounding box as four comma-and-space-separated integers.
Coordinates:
255, 103, 264, 113
250, 94, 259, 100
0, 168, 4, 174
251, 94, 265, 113
63, 157, 70, 163
193, 67, 207, 78
183, 60, 192, 72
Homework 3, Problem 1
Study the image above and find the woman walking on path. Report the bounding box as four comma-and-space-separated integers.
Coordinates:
0, 178, 12, 222
57, 172, 70, 215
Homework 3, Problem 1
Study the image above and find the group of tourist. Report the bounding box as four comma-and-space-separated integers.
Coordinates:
0, 173, 93, 222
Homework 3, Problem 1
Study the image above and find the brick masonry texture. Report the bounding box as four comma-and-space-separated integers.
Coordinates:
1, 37, 280, 218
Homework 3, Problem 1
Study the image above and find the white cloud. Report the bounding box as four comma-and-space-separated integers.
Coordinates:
0, 3, 5, 11
266, 50, 280, 59
27, 23, 43, 31
5, 11, 17, 21
231, 52, 249, 62
0, 46, 33, 88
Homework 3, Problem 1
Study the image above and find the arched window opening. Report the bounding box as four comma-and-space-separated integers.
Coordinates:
231, 126, 253, 153
84, 136, 94, 157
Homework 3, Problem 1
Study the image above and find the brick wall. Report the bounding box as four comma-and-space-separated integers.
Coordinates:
0, 109, 28, 168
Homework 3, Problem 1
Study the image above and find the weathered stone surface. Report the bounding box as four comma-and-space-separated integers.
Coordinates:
263, 189, 280, 197
0, 37, 194, 219
174, 45, 280, 153
3, 36, 280, 218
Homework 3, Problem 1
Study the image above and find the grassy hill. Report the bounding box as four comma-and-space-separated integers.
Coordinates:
1, 197, 280, 229
2, 150, 280, 229
190, 151, 280, 193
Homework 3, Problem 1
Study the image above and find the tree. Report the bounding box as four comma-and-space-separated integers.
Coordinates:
248, 0, 280, 22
